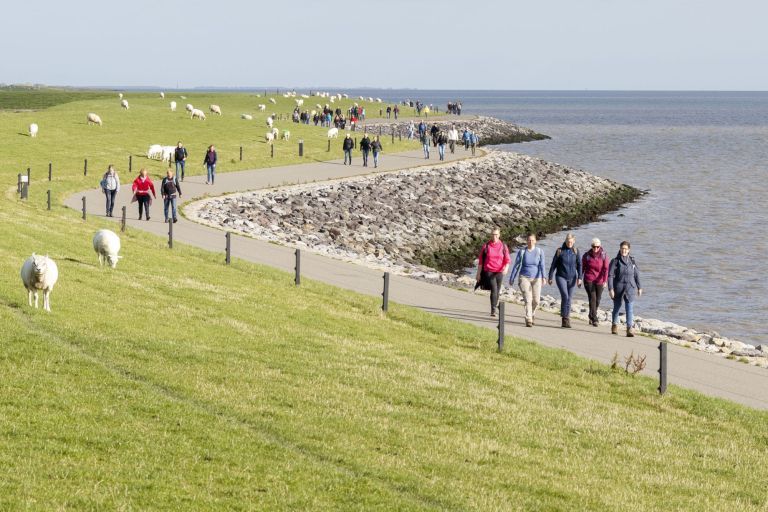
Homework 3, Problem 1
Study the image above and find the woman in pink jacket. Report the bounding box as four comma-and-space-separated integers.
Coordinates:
581, 237, 609, 326
475, 227, 510, 317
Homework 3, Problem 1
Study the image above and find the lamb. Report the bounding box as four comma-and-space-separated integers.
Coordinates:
282, 130, 290, 141
93, 229, 122, 269
327, 127, 339, 138
185, 103, 194, 113
160, 91, 165, 99
257, 104, 266, 111
121, 99, 129, 110
191, 109, 206, 120
269, 98, 277, 104
170, 101, 177, 112
87, 113, 103, 126
265, 132, 275, 144
241, 113, 253, 120
20, 254, 58, 312
210, 104, 222, 115
147, 144, 163, 159
29, 123, 38, 137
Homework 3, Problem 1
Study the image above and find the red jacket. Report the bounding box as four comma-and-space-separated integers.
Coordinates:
479, 241, 510, 273
132, 176, 156, 197
581, 247, 609, 284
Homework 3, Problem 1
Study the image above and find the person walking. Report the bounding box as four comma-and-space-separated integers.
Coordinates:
359, 133, 371, 167
581, 238, 609, 326
462, 128, 470, 150
437, 130, 448, 161
448, 125, 459, 154
342, 134, 354, 165
371, 136, 383, 168
548, 233, 583, 328
470, 131, 479, 155
508, 233, 546, 327
203, 145, 217, 185
417, 120, 426, 139
608, 241, 643, 337
100, 164, 120, 217
174, 141, 188, 181
131, 168, 156, 221
420, 130, 430, 159
160, 167, 182, 223
475, 227, 510, 317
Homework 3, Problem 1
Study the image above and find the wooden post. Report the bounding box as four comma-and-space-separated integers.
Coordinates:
271, 144, 274, 158
497, 303, 505, 351
168, 218, 173, 249
47, 190, 51, 210
382, 272, 390, 313
48, 162, 52, 181
240, 146, 243, 161
81, 196, 86, 220
121, 206, 127, 232
84, 158, 88, 176
129, 155, 132, 171
658, 342, 668, 395
294, 249, 301, 286
225, 232, 231, 265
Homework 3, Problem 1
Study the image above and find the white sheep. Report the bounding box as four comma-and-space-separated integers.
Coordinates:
170, 101, 177, 112
210, 104, 222, 115
93, 229, 122, 268
330, 96, 335, 103
375, 97, 382, 103
342, 93, 349, 99
185, 103, 194, 113
266, 116, 274, 128
119, 93, 123, 99
180, 95, 187, 99
191, 108, 206, 120
368, 97, 373, 102
29, 123, 38, 137
121, 99, 129, 110
87, 113, 103, 126
269, 98, 277, 104
282, 130, 290, 141
358, 96, 364, 100
160, 91, 165, 99
20, 254, 58, 312
295, 99, 304, 107
327, 127, 339, 138
241, 113, 253, 120
310, 109, 316, 117
258, 104, 266, 111
271, 127, 279, 139
301, 94, 309, 99
315, 103, 322, 110
147, 144, 163, 160
265, 132, 275, 144
161, 146, 175, 163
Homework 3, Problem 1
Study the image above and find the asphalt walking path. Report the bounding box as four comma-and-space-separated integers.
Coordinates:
66, 146, 768, 411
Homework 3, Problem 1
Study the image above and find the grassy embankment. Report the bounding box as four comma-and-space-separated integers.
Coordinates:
0, 89, 766, 510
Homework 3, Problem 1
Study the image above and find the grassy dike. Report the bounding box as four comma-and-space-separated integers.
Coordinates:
0, 90, 766, 510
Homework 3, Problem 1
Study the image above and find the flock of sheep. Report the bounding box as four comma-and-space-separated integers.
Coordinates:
20, 229, 121, 313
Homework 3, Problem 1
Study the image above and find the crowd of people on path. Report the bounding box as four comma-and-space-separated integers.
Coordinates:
477, 229, 642, 337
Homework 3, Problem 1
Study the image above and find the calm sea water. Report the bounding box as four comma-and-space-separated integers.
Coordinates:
343, 89, 767, 344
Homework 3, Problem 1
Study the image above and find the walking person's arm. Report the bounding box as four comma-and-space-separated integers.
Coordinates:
608, 259, 616, 299
634, 262, 642, 298
576, 250, 583, 287
508, 250, 522, 285
547, 251, 557, 285
538, 249, 546, 284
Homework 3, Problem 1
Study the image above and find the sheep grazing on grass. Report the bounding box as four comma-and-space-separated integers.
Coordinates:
180, 95, 187, 99
265, 132, 275, 144
93, 229, 122, 269
282, 130, 290, 141
241, 113, 253, 120
185, 103, 194, 113
20, 254, 58, 312
301, 94, 309, 99
269, 98, 276, 104
315, 103, 322, 110
257, 104, 266, 111
159, 91, 165, 99
210, 104, 222, 115
327, 127, 339, 138
330, 96, 336, 103
191, 109, 206, 120
266, 116, 274, 128
271, 127, 279, 140
121, 99, 129, 110
147, 144, 163, 160
29, 123, 38, 137
295, 99, 304, 107
342, 93, 349, 99
161, 146, 175, 163
87, 113, 103, 126
170, 101, 177, 112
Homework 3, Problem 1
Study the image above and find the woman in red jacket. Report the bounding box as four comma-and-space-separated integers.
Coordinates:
475, 227, 510, 317
131, 168, 157, 220
581, 237, 609, 326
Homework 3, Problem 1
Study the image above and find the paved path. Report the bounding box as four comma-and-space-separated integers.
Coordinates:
66, 148, 768, 411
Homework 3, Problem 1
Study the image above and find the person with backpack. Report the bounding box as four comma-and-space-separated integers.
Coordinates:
420, 130, 430, 159
359, 133, 372, 167
437, 131, 448, 161
581, 238, 609, 326
203, 145, 217, 185
160, 167, 182, 223
548, 233, 583, 328
371, 136, 383, 168
174, 141, 188, 181
131, 168, 156, 221
100, 164, 120, 217
448, 125, 459, 154
475, 227, 510, 317
342, 134, 355, 165
508, 233, 546, 327
608, 241, 643, 337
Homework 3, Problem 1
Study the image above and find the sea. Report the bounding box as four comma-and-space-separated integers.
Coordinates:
340, 89, 766, 345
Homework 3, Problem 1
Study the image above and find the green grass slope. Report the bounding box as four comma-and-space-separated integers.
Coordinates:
0, 92, 766, 510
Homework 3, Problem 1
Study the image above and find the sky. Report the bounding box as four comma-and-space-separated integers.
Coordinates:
3, 0, 767, 90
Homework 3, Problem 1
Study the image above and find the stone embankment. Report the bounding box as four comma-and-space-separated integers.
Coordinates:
359, 115, 550, 145
186, 150, 768, 368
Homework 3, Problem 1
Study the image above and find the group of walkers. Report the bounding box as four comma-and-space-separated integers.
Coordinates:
477, 230, 642, 337
385, 105, 400, 119
412, 121, 479, 159
446, 101, 462, 115
341, 133, 383, 167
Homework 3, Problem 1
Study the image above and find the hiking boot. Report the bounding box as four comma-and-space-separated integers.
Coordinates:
490, 310, 496, 318
611, 324, 618, 335
525, 319, 533, 327
561, 317, 567, 328
626, 327, 635, 338
565, 318, 572, 328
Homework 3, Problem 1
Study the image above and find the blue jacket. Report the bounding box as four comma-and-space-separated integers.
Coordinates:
548, 245, 582, 282
508, 246, 545, 284
608, 254, 642, 300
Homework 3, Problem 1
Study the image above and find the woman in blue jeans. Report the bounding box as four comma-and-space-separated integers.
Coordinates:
548, 233, 582, 328
203, 144, 217, 185
608, 241, 643, 337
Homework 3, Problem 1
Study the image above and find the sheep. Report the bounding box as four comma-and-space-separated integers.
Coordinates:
375, 97, 382, 103
271, 127, 279, 139
87, 113, 103, 126
295, 98, 304, 107
119, 93, 123, 99
327, 127, 339, 138
330, 96, 335, 103
310, 109, 316, 117
161, 146, 175, 163
342, 93, 349, 98
170, 101, 177, 112
160, 91, 165, 99
258, 104, 266, 111
266, 116, 274, 128
241, 113, 253, 120
191, 108, 206, 120
301, 94, 309, 99
282, 130, 290, 141
20, 253, 58, 312
315, 103, 322, 110
358, 96, 364, 100
269, 98, 277, 104
29, 123, 38, 137
93, 229, 122, 268
180, 95, 187, 99
185, 103, 194, 113
121, 99, 129, 110
265, 132, 275, 144
147, 144, 163, 159
368, 97, 373, 102
210, 104, 222, 115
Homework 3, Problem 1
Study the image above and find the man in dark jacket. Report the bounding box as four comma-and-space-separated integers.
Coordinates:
342, 134, 354, 165
174, 142, 188, 181
430, 124, 440, 147
160, 168, 182, 223
371, 136, 383, 168
359, 133, 371, 167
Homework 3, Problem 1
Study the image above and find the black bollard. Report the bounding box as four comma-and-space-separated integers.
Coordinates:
82, 196, 86, 220
379, 126, 382, 136
47, 190, 51, 210
382, 272, 390, 313
20, 179, 28, 200
225, 232, 231, 265
240, 146, 243, 161
298, 140, 304, 157
121, 206, 127, 232
294, 249, 301, 286
497, 302, 505, 351
27, 167, 31, 187
327, 139, 331, 152
48, 162, 52, 181
391, 130, 395, 144
168, 218, 173, 249
129, 155, 132, 171
17, 173, 21, 194
658, 342, 668, 395
271, 144, 274, 158
84, 158, 88, 176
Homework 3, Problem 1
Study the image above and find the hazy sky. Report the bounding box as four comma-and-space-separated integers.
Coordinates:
3, 0, 766, 90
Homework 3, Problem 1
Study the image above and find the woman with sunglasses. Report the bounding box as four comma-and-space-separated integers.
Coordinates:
581, 238, 609, 326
